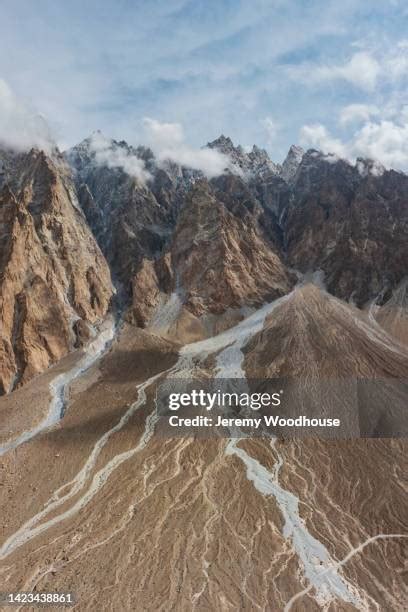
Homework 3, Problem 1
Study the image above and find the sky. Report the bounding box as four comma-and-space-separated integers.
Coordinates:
2, 0, 408, 168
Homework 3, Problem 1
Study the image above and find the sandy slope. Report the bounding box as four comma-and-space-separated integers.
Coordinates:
0, 287, 407, 611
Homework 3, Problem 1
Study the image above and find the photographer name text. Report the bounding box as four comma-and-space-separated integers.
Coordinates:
168, 415, 341, 428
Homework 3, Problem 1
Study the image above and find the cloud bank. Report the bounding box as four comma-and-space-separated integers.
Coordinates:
314, 52, 381, 92
0, 79, 54, 153
2, 1, 408, 165
88, 131, 152, 184
300, 124, 347, 158
300, 116, 408, 171
339, 104, 380, 126
87, 120, 235, 183
142, 118, 234, 178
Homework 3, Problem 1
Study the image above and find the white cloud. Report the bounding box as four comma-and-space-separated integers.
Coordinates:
142, 118, 184, 149
356, 158, 385, 177
89, 131, 151, 184
316, 52, 381, 91
0, 78, 54, 153
339, 104, 380, 125
300, 124, 347, 157
142, 118, 235, 178
300, 116, 408, 172
2, 0, 407, 159
352, 120, 408, 168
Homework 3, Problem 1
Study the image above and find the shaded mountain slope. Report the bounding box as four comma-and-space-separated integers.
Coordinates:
130, 180, 295, 326
244, 283, 408, 436
67, 135, 192, 291
373, 278, 408, 345
244, 283, 408, 379
285, 151, 408, 306
0, 149, 113, 394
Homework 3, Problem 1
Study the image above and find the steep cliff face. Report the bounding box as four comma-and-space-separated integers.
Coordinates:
280, 144, 304, 183
0, 149, 113, 393
130, 180, 294, 324
171, 180, 294, 316
68, 136, 295, 329
211, 172, 284, 248
284, 151, 408, 306
66, 133, 408, 326
66, 135, 191, 292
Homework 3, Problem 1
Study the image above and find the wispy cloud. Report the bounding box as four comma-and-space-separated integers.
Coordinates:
301, 116, 408, 171
261, 117, 280, 147
314, 52, 381, 92
1, 0, 408, 164
339, 104, 380, 125
89, 131, 151, 184
142, 117, 236, 177
300, 124, 347, 158
298, 34, 408, 171
0, 79, 54, 153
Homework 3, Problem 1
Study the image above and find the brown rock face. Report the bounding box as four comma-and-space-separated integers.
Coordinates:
128, 179, 295, 326
68, 137, 298, 329
67, 136, 408, 322
0, 149, 113, 393
128, 255, 174, 326
68, 137, 186, 293
284, 151, 408, 305
169, 181, 294, 315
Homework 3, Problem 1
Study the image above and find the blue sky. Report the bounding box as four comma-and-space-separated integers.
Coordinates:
2, 0, 408, 166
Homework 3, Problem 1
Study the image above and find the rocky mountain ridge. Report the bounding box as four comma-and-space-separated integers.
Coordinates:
207, 134, 282, 178
284, 149, 408, 305
1, 132, 407, 392
1, 137, 407, 612
67, 132, 408, 310
0, 147, 113, 393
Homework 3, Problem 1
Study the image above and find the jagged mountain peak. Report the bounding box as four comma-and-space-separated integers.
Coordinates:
66, 132, 156, 178
0, 148, 113, 393
67, 131, 141, 160
0, 145, 70, 196
248, 144, 273, 166
280, 144, 305, 183
293, 148, 404, 186
67, 131, 120, 160
208, 134, 280, 177
207, 134, 234, 151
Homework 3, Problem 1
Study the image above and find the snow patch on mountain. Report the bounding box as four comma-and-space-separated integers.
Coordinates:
280, 144, 305, 182
207, 134, 280, 179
